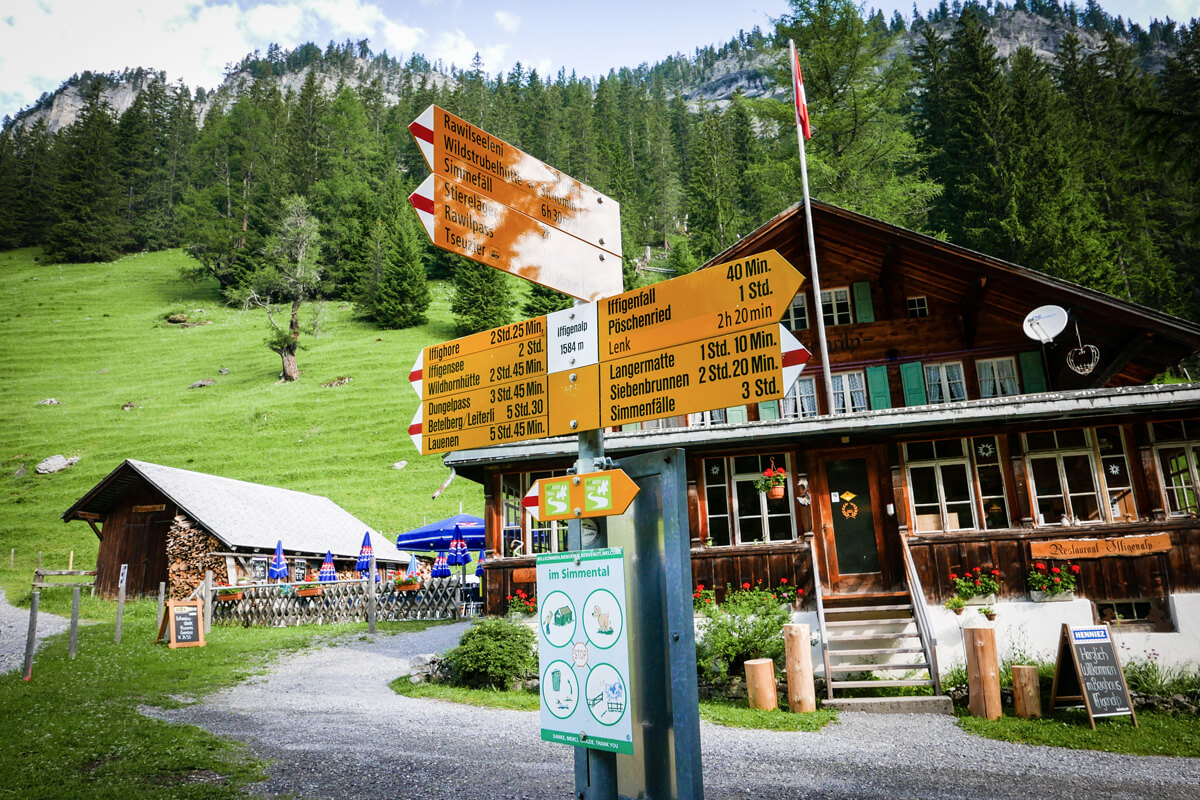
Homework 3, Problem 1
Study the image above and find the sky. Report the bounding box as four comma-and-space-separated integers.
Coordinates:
1, 0, 1196, 122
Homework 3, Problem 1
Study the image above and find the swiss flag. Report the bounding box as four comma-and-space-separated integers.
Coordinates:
790, 40, 812, 141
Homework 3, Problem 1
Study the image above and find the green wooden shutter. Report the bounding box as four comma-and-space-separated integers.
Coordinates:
1019, 350, 1048, 394
852, 281, 875, 323
725, 406, 749, 424
900, 362, 927, 406
865, 366, 891, 410
757, 401, 781, 421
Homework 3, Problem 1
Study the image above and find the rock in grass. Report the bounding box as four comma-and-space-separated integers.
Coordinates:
36, 455, 79, 474
189, 379, 215, 389
37, 398, 60, 405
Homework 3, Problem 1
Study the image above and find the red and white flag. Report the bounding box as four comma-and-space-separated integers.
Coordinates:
790, 40, 811, 141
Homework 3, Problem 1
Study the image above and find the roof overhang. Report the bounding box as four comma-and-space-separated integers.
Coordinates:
443, 383, 1200, 480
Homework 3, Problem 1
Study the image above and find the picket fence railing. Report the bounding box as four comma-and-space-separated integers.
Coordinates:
210, 578, 468, 627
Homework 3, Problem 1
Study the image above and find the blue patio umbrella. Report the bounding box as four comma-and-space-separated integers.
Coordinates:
396, 514, 485, 551
404, 555, 421, 579
475, 549, 486, 577
318, 550, 337, 582
356, 532, 380, 580
431, 551, 451, 578
267, 540, 289, 580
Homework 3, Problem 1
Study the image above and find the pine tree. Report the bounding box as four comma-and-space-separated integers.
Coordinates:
361, 174, 430, 328
45, 79, 125, 262
522, 283, 574, 318
451, 260, 513, 334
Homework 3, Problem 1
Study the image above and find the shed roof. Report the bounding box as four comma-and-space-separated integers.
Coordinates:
62, 459, 409, 564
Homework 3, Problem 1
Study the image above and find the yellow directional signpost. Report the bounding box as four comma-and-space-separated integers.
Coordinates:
405, 106, 797, 800
408, 105, 623, 301
522, 469, 641, 522
408, 250, 811, 455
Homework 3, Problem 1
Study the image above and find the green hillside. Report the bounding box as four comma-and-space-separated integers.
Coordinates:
0, 248, 484, 598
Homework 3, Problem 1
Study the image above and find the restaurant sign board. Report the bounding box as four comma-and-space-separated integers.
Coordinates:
1029, 533, 1171, 560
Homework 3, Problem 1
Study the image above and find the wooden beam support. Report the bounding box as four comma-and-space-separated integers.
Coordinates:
86, 519, 103, 541
1089, 329, 1153, 388
958, 274, 988, 349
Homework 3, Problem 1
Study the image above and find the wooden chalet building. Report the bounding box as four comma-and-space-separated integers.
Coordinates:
63, 459, 409, 599
445, 200, 1200, 691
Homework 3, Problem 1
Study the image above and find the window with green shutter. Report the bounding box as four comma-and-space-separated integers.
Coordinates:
1018, 351, 1048, 394
865, 365, 891, 409
900, 362, 927, 406
725, 406, 749, 424
757, 401, 781, 421
852, 281, 875, 323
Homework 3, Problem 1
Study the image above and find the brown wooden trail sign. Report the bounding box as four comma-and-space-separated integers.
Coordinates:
157, 599, 206, 649
1049, 623, 1136, 729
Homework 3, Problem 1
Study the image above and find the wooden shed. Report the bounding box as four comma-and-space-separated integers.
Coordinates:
62, 459, 409, 599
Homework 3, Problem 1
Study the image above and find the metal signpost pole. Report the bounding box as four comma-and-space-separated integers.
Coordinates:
567, 427, 618, 800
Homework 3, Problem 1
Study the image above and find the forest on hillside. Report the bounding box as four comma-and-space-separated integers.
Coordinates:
0, 0, 1197, 339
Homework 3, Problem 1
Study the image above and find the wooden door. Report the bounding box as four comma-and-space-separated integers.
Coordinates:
814, 448, 889, 594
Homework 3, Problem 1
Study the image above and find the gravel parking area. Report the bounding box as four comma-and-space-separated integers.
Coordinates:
147, 621, 1200, 800
0, 586, 68, 676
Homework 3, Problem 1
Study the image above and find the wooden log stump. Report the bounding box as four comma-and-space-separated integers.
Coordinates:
964, 626, 1001, 720
744, 658, 778, 711
784, 623, 816, 713
1012, 664, 1042, 719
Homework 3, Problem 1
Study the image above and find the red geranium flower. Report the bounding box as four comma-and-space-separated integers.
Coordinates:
1051, 567, 1061, 574
991, 570, 1001, 576
974, 566, 982, 572
706, 598, 713, 603
697, 584, 705, 591
742, 582, 751, 590
780, 578, 788, 585
757, 578, 763, 584
949, 573, 958, 580
798, 589, 805, 595
1053, 577, 1061, 583
1071, 565, 1080, 574
974, 580, 982, 586
1035, 562, 1045, 570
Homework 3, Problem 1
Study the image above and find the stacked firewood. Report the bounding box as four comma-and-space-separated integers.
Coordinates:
166, 515, 229, 598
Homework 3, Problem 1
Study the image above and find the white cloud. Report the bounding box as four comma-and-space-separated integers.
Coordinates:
245, 3, 304, 40
430, 28, 507, 73
304, 0, 386, 38
382, 19, 423, 53
493, 10, 519, 33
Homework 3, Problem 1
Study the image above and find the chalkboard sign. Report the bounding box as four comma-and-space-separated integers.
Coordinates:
249, 558, 268, 582
1050, 623, 1137, 729
291, 559, 308, 583
157, 599, 206, 649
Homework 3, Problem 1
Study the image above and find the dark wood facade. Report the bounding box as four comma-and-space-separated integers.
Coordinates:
451, 202, 1200, 622
88, 483, 177, 598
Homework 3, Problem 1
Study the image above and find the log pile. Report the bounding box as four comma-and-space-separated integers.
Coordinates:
166, 515, 229, 598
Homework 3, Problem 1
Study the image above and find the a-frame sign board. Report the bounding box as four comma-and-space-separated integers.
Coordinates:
1049, 623, 1136, 729
156, 599, 206, 649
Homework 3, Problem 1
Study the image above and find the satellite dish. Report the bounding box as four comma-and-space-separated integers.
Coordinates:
1022, 305, 1069, 344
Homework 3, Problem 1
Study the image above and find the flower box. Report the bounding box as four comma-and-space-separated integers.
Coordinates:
296, 587, 323, 597
964, 593, 996, 606
1030, 590, 1075, 603
395, 583, 420, 592
216, 591, 243, 602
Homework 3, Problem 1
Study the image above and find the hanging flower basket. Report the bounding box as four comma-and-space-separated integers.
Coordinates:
754, 460, 788, 499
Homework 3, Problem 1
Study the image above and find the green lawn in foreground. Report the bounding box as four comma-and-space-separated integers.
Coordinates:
957, 707, 1200, 757
0, 247, 485, 601
0, 597, 442, 799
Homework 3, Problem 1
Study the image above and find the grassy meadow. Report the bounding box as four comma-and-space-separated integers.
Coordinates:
0, 247, 485, 602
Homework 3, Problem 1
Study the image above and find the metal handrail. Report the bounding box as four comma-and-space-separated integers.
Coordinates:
900, 534, 942, 695
803, 530, 832, 699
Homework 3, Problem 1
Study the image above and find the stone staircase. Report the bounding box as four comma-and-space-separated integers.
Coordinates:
820, 592, 952, 714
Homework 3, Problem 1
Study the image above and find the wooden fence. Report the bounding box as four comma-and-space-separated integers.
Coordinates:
210, 579, 466, 627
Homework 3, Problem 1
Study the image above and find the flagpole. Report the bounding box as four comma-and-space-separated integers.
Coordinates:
791, 40, 835, 416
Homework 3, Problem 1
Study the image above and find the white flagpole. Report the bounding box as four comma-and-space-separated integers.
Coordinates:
791, 40, 835, 416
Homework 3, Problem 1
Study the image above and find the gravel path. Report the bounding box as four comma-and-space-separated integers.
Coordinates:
148, 623, 1200, 800
0, 586, 69, 675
